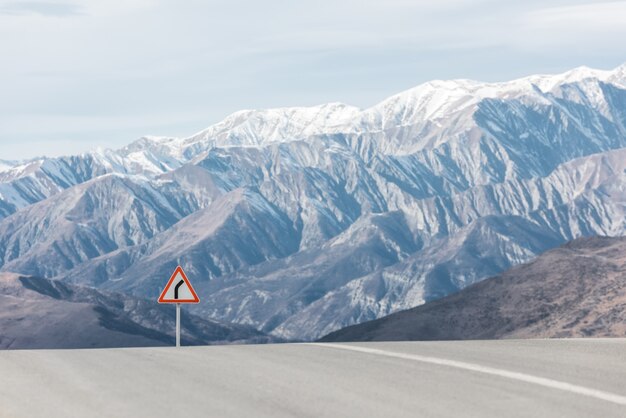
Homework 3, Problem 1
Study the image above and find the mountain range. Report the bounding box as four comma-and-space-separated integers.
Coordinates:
1, 64, 625, 341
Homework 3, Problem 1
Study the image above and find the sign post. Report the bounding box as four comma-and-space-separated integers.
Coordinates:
176, 303, 181, 348
158, 266, 200, 347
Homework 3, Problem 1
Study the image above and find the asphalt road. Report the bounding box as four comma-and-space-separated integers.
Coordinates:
1, 339, 625, 417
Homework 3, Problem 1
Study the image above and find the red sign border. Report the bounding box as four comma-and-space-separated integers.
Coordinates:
158, 266, 200, 304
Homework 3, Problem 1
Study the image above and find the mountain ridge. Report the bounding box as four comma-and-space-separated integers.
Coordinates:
0, 272, 274, 349
1, 64, 625, 340
320, 236, 626, 342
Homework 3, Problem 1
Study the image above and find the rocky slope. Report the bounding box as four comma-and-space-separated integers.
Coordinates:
321, 236, 626, 342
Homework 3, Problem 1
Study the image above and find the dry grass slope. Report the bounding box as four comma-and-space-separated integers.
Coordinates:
321, 236, 626, 342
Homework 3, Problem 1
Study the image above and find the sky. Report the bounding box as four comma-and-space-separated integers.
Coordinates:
1, 0, 625, 160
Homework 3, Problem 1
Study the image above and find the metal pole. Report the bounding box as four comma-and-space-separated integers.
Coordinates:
176, 303, 181, 348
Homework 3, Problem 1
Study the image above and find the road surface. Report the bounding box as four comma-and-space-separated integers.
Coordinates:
1, 339, 625, 417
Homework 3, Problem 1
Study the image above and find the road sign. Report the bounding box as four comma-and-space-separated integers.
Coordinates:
158, 266, 200, 304
158, 266, 200, 348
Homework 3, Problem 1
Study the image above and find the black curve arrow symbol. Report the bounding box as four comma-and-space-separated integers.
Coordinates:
174, 279, 185, 299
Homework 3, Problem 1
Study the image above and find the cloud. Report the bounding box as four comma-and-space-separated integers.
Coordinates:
525, 1, 626, 27
518, 1, 626, 48
0, 0, 625, 159
0, 1, 83, 16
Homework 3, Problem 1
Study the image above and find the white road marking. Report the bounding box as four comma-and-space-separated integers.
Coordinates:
315, 343, 626, 406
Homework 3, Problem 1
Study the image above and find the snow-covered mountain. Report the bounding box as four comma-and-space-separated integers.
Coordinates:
1, 64, 625, 340
0, 160, 16, 172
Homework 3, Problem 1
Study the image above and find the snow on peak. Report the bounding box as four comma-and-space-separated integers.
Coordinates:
356, 64, 625, 131
0, 160, 18, 173
185, 102, 361, 148
99, 64, 626, 164
523, 65, 614, 92
120, 136, 183, 155
5, 63, 625, 186
608, 62, 626, 87
362, 78, 490, 128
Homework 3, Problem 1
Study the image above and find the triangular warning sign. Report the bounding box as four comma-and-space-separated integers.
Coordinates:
158, 266, 200, 304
